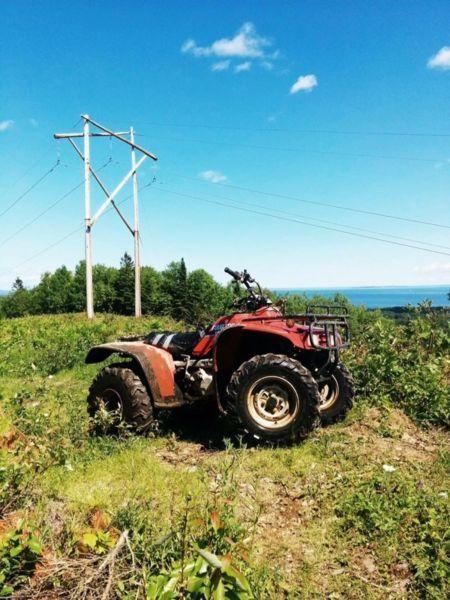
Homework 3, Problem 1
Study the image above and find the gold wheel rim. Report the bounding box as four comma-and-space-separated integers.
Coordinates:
318, 376, 339, 412
246, 375, 300, 430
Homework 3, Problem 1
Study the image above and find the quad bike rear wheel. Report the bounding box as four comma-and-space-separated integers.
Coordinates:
227, 354, 320, 444
87, 362, 154, 434
318, 363, 355, 425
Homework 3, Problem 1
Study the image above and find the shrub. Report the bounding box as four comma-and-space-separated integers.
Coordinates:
345, 308, 449, 427
337, 473, 449, 597
0, 520, 42, 596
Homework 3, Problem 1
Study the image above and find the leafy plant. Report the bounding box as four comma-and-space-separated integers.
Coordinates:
0, 520, 42, 596
337, 473, 449, 596
145, 547, 252, 599
75, 529, 116, 555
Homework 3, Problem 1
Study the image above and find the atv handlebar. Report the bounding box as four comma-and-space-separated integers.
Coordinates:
224, 267, 241, 281
225, 267, 268, 312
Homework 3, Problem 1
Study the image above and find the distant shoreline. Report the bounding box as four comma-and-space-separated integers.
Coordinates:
272, 284, 449, 291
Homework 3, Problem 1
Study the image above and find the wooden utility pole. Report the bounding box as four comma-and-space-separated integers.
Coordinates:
130, 127, 141, 317
54, 115, 157, 319
83, 116, 94, 319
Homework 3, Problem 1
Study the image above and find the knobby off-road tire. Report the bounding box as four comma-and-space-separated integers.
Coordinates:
226, 354, 320, 444
318, 363, 355, 426
87, 362, 154, 434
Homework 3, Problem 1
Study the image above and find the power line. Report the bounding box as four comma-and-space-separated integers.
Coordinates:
0, 181, 83, 249
140, 121, 450, 138
157, 186, 450, 257
13, 226, 82, 271
139, 134, 444, 164
162, 183, 449, 251
6, 176, 156, 276
0, 157, 113, 249
0, 154, 51, 196
167, 171, 450, 230
0, 160, 61, 218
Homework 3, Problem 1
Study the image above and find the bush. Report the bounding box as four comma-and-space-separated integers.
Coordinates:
345, 306, 449, 427
337, 472, 449, 597
0, 313, 178, 377
0, 520, 42, 596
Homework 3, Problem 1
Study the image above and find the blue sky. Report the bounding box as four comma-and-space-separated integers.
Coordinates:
0, 0, 449, 289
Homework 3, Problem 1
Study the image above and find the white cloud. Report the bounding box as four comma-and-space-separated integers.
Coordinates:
181, 39, 196, 53
261, 60, 273, 70
427, 46, 450, 70
234, 61, 251, 73
199, 170, 227, 184
0, 119, 14, 132
181, 22, 271, 59
211, 60, 230, 72
290, 74, 318, 94
29, 118, 38, 127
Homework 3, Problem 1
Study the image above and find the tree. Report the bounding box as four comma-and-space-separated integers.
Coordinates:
114, 253, 135, 315
12, 278, 25, 292
160, 258, 189, 321
141, 266, 164, 315
187, 269, 228, 325
0, 278, 31, 318
69, 261, 87, 312
94, 264, 118, 312
31, 267, 73, 314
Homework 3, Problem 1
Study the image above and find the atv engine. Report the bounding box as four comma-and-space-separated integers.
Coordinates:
175, 359, 215, 400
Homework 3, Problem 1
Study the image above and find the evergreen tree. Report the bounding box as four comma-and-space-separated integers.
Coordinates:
69, 261, 87, 312
141, 266, 164, 314
94, 264, 118, 312
161, 258, 189, 321
12, 277, 25, 292
0, 278, 31, 317
114, 253, 135, 315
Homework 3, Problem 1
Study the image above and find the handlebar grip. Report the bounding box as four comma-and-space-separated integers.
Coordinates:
224, 267, 241, 280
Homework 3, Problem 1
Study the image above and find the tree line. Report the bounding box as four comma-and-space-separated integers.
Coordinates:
0, 255, 233, 325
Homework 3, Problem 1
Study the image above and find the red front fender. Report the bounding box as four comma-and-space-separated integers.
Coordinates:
85, 342, 184, 408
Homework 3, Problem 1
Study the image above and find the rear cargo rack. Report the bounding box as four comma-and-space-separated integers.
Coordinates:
241, 310, 350, 350
306, 316, 349, 350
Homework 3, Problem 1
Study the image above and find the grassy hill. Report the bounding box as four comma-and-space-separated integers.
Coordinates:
0, 314, 448, 598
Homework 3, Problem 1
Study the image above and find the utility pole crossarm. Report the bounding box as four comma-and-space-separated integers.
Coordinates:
81, 115, 158, 161
54, 132, 129, 139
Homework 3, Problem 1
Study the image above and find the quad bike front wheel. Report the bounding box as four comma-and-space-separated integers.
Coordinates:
87, 362, 154, 434
318, 363, 355, 425
227, 354, 320, 444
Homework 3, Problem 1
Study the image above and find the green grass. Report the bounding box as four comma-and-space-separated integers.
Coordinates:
0, 313, 449, 598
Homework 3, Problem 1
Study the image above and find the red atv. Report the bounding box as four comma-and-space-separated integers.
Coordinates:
86, 268, 354, 444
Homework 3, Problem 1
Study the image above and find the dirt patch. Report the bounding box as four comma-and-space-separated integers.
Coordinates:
339, 407, 445, 463
155, 441, 212, 469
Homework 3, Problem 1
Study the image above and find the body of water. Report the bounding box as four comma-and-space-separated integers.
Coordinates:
273, 285, 449, 309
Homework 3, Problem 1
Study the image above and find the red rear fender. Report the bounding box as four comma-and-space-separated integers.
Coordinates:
85, 342, 184, 408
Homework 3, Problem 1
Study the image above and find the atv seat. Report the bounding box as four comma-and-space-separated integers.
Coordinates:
145, 331, 202, 357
